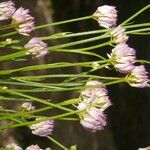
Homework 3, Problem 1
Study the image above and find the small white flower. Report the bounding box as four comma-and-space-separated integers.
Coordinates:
128, 65, 150, 88
12, 7, 34, 36
110, 25, 128, 44
108, 44, 136, 73
21, 102, 35, 111
0, 1, 16, 20
79, 80, 111, 111
138, 146, 150, 150
93, 5, 117, 28
6, 143, 23, 150
30, 118, 54, 137
80, 107, 107, 132
25, 37, 48, 57
26, 145, 43, 150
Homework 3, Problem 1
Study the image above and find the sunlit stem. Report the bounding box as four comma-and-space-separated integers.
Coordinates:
47, 136, 69, 150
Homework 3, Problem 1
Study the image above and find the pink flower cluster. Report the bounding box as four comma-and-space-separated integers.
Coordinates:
93, 5, 149, 88
0, 1, 49, 57
25, 37, 49, 58
78, 80, 111, 132
29, 118, 54, 137
93, 5, 117, 28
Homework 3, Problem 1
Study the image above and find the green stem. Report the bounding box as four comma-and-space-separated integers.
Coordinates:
0, 88, 73, 112
136, 59, 150, 64
47, 136, 69, 150
36, 15, 93, 30
0, 24, 16, 31
121, 4, 150, 25
0, 60, 106, 75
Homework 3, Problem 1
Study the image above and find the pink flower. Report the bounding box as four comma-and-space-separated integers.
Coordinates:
110, 25, 128, 44
80, 107, 107, 132
129, 65, 150, 88
108, 44, 136, 73
93, 5, 117, 28
12, 7, 34, 36
26, 145, 43, 150
78, 80, 111, 111
30, 118, 54, 137
25, 37, 48, 57
0, 1, 16, 20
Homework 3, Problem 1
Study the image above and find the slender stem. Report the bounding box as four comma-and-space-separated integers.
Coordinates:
121, 4, 150, 25
36, 15, 93, 30
126, 28, 150, 34
0, 88, 73, 112
47, 136, 69, 150
136, 59, 150, 64
0, 24, 16, 31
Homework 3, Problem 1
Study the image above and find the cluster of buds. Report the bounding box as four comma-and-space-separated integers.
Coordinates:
110, 25, 128, 44
29, 118, 54, 137
128, 65, 150, 88
107, 44, 136, 73
93, 5, 149, 88
12, 7, 35, 36
77, 80, 111, 132
93, 5, 117, 28
0, 1, 49, 58
0, 1, 16, 20
6, 143, 43, 150
25, 37, 49, 58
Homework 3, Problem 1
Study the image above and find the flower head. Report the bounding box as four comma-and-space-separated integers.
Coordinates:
26, 145, 43, 150
0, 1, 16, 20
21, 102, 35, 111
6, 143, 22, 150
30, 118, 54, 137
12, 7, 34, 36
138, 146, 150, 150
108, 44, 136, 73
93, 5, 117, 28
128, 65, 150, 88
110, 25, 128, 44
80, 107, 107, 132
78, 80, 111, 111
25, 37, 48, 57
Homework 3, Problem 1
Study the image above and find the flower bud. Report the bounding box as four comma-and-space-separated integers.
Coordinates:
6, 143, 23, 150
26, 145, 43, 150
80, 107, 107, 132
129, 65, 150, 88
30, 118, 54, 137
93, 5, 117, 28
108, 44, 136, 73
0, 1, 16, 20
110, 25, 128, 44
25, 37, 48, 57
12, 7, 34, 36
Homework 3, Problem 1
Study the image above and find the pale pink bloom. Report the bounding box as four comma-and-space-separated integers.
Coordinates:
12, 7, 34, 36
26, 145, 43, 150
21, 102, 35, 111
93, 5, 117, 28
111, 25, 128, 44
0, 1, 16, 20
129, 65, 150, 88
79, 80, 111, 111
138, 146, 150, 150
6, 143, 23, 150
80, 107, 107, 132
25, 37, 48, 57
108, 44, 136, 73
30, 118, 54, 137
